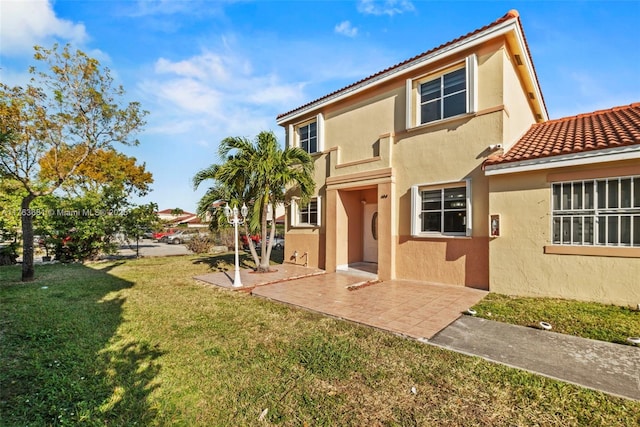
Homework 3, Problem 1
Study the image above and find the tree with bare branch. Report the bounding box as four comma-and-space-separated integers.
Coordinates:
0, 44, 147, 281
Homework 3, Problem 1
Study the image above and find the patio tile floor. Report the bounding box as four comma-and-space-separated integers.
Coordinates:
195, 263, 487, 339
250, 270, 488, 340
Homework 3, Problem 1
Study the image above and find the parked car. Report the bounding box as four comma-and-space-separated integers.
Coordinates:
240, 234, 261, 250
153, 229, 176, 241
166, 230, 204, 245
267, 236, 285, 250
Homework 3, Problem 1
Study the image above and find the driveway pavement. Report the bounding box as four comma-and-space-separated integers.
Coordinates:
115, 239, 192, 258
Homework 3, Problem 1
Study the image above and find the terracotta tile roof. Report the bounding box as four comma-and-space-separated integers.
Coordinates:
278, 10, 546, 121
485, 103, 640, 166
157, 209, 196, 216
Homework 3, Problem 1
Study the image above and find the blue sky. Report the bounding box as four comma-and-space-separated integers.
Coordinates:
1, 0, 639, 213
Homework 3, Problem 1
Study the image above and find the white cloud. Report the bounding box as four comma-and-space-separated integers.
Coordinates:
127, 0, 211, 16
140, 48, 306, 141
0, 0, 88, 55
357, 0, 415, 16
335, 21, 358, 37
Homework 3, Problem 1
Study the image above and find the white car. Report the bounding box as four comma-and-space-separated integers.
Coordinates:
166, 230, 204, 245
267, 236, 284, 250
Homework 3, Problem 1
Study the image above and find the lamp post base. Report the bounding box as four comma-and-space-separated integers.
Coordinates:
232, 269, 243, 287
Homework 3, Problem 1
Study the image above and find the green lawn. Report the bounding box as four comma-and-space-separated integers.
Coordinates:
1, 256, 639, 426
472, 294, 640, 345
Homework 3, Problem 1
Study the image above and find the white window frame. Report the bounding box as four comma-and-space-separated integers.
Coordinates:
290, 196, 322, 228
406, 54, 477, 129
411, 179, 472, 238
287, 113, 324, 154
551, 176, 640, 247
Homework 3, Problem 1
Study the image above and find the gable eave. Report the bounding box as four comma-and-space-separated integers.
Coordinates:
484, 145, 640, 176
277, 12, 546, 126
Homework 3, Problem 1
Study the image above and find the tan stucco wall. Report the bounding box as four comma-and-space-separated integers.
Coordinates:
283, 37, 538, 290
395, 236, 489, 288
283, 228, 324, 270
488, 161, 640, 306
502, 45, 538, 148
325, 91, 398, 165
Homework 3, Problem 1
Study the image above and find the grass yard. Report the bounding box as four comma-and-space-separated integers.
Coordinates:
472, 294, 640, 345
1, 256, 639, 426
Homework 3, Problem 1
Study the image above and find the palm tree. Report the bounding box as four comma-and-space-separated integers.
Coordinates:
194, 131, 314, 272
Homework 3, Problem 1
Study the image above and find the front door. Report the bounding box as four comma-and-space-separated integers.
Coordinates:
363, 203, 378, 263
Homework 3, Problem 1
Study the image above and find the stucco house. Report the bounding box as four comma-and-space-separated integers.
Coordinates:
485, 104, 639, 305
276, 10, 639, 306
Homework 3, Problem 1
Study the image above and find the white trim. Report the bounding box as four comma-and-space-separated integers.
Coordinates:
287, 124, 294, 148
485, 146, 640, 176
405, 78, 413, 130
411, 185, 418, 236
511, 24, 547, 121
466, 179, 473, 236
466, 53, 478, 114
290, 200, 297, 227
316, 113, 325, 152
277, 17, 526, 125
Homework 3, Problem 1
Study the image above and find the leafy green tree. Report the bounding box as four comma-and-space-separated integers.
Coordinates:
0, 176, 24, 242
0, 178, 21, 265
194, 131, 314, 272
0, 44, 147, 280
120, 203, 160, 257
192, 174, 235, 230
36, 146, 154, 261
36, 192, 123, 262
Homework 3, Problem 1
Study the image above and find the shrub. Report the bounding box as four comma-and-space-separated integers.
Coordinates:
186, 234, 213, 254
0, 241, 19, 265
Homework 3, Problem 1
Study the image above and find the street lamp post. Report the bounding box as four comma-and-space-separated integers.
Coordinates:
224, 203, 248, 287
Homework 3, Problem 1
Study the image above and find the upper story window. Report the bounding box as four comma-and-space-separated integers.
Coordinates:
411, 180, 472, 237
420, 68, 466, 124
299, 122, 317, 154
406, 54, 477, 129
288, 113, 324, 154
551, 176, 640, 247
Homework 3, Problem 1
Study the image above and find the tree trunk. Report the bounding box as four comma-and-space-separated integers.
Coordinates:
21, 194, 37, 282
257, 200, 271, 272
242, 223, 260, 268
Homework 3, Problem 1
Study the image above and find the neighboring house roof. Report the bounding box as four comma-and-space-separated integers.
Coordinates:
277, 9, 547, 124
180, 216, 208, 226
173, 214, 198, 223
484, 103, 640, 174
157, 209, 196, 216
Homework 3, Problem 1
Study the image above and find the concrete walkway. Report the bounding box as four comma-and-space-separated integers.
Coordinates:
194, 264, 640, 401
430, 316, 640, 401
